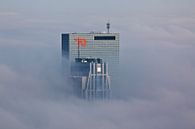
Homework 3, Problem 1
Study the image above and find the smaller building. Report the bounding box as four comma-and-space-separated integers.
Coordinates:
71, 58, 111, 101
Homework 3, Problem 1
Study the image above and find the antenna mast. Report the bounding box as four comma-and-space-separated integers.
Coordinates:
106, 22, 110, 33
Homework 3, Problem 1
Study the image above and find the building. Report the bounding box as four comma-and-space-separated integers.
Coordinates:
61, 32, 119, 76
61, 24, 119, 100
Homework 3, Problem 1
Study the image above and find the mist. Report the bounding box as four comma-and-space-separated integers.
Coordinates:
1, 0, 195, 129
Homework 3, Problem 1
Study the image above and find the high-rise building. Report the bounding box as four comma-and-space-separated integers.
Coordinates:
61, 24, 119, 100
61, 32, 119, 76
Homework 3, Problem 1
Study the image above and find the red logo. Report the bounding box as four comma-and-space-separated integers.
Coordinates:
74, 37, 87, 47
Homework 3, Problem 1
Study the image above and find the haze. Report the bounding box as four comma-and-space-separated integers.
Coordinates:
0, 0, 195, 129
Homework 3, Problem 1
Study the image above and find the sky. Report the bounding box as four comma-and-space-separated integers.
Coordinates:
0, 0, 195, 129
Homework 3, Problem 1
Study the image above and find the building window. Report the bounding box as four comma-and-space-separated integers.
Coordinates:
94, 36, 115, 40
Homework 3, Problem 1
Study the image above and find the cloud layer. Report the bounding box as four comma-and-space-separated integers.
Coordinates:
0, 1, 195, 129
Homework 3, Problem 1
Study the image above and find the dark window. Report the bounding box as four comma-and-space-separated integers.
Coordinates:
62, 34, 69, 58
94, 36, 115, 40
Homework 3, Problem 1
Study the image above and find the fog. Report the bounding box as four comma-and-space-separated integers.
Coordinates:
1, 0, 195, 129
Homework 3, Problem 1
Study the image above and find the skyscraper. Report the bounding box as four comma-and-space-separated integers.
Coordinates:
61, 25, 119, 100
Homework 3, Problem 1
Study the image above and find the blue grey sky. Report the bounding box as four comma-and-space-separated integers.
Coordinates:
1, 0, 195, 46
0, 0, 195, 129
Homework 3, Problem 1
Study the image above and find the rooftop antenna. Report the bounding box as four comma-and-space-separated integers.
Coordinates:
106, 22, 110, 33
